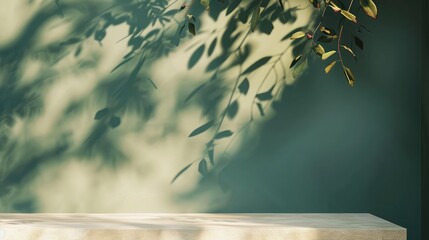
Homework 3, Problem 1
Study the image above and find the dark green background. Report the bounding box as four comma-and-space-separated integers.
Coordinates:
217, 1, 422, 240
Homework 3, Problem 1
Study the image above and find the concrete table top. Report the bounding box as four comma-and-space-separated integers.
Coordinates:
0, 213, 406, 240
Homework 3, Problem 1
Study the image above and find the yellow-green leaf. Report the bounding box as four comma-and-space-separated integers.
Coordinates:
320, 26, 336, 36
325, 61, 337, 74
290, 31, 306, 40
343, 67, 355, 86
290, 55, 302, 68
341, 45, 357, 60
313, 44, 325, 56
359, 0, 377, 19
341, 10, 357, 23
322, 50, 336, 60
200, 0, 210, 10
329, 1, 341, 12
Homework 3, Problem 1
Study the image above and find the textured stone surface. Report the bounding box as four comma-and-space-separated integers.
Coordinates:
0, 213, 406, 240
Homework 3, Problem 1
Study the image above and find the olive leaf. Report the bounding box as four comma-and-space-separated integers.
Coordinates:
313, 44, 325, 56
94, 108, 109, 120
198, 159, 208, 176
359, 0, 378, 19
243, 56, 272, 75
250, 7, 261, 32
188, 45, 205, 69
188, 22, 196, 36
278, 0, 284, 10
171, 163, 193, 184
320, 26, 336, 36
185, 83, 208, 102
189, 121, 214, 137
227, 100, 239, 119
341, 10, 357, 23
215, 130, 234, 139
207, 38, 217, 56
341, 45, 357, 61
328, 1, 341, 12
238, 78, 250, 95
343, 67, 355, 86
226, 0, 241, 15
200, 0, 211, 10
290, 31, 306, 40
208, 149, 214, 166
256, 86, 275, 101
256, 102, 265, 116
321, 50, 336, 60
290, 55, 302, 68
109, 116, 121, 128
325, 61, 337, 74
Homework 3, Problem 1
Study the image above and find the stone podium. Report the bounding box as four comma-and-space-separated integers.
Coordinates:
0, 213, 406, 240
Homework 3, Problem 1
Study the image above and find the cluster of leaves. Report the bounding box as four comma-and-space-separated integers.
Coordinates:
171, 0, 378, 185
289, 0, 377, 87
53, 0, 377, 186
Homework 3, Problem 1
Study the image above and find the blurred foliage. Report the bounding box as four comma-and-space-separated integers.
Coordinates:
0, 0, 378, 206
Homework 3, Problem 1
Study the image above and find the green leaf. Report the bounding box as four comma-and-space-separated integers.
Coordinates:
207, 38, 217, 56
226, 0, 241, 15
321, 50, 336, 60
188, 45, 205, 69
227, 100, 239, 119
343, 67, 355, 87
94, 29, 106, 42
354, 36, 364, 50
206, 55, 227, 72
238, 78, 250, 95
256, 102, 265, 116
215, 130, 233, 139
359, 0, 377, 19
94, 108, 109, 120
74, 45, 82, 57
200, 0, 211, 10
189, 121, 214, 137
256, 85, 274, 101
128, 36, 144, 49
188, 22, 196, 36
242, 56, 271, 75
208, 149, 214, 166
341, 10, 357, 23
185, 83, 208, 102
290, 55, 302, 68
290, 31, 306, 40
85, 26, 96, 38
259, 19, 274, 35
62, 37, 81, 45
111, 57, 133, 73
109, 116, 121, 128
250, 7, 261, 32
278, 0, 284, 10
325, 61, 337, 74
198, 159, 208, 176
171, 163, 193, 184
